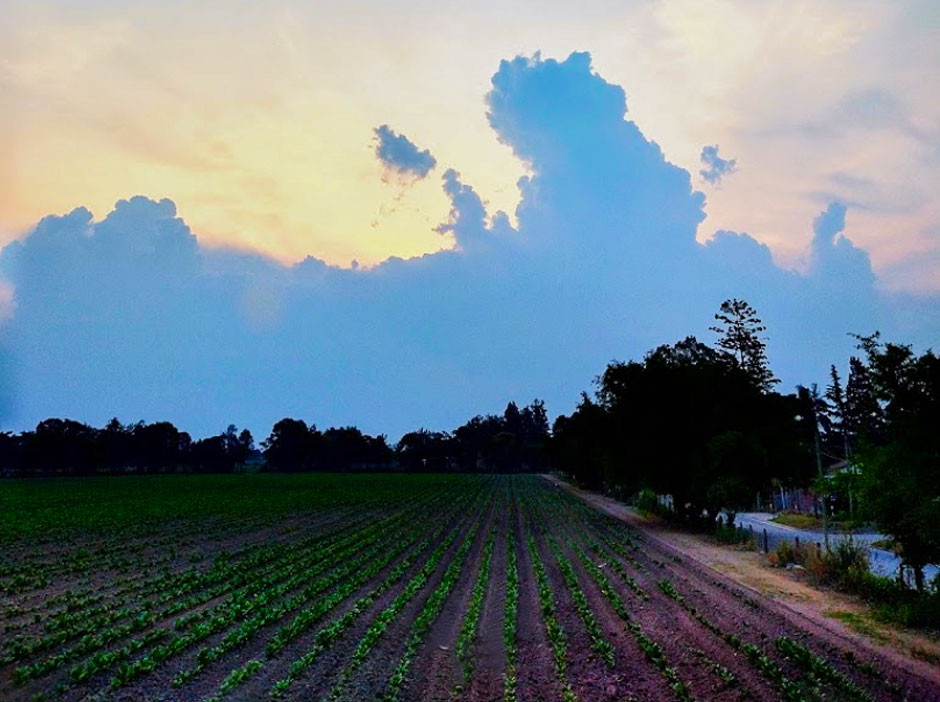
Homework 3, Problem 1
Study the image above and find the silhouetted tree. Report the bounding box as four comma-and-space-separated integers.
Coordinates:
553, 334, 804, 524
396, 430, 454, 472
262, 418, 320, 471
28, 419, 98, 475
845, 356, 883, 443
710, 298, 778, 392
131, 421, 190, 472
825, 365, 850, 459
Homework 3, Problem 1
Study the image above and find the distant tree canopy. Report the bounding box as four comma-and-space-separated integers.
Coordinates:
259, 399, 549, 474
0, 399, 550, 476
449, 400, 549, 473
261, 419, 393, 472
0, 419, 250, 476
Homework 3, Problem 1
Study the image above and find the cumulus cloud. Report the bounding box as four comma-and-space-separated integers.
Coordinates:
0, 52, 935, 440
700, 144, 737, 184
374, 124, 437, 180
810, 202, 875, 287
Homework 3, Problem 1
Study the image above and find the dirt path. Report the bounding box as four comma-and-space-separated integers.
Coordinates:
543, 474, 940, 689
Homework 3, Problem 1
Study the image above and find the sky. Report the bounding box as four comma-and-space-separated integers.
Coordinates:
0, 0, 938, 440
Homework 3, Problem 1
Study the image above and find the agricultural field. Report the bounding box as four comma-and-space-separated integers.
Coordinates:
1, 474, 938, 702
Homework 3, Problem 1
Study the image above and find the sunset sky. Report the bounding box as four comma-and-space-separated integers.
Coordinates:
1, 0, 938, 437
3, 0, 938, 288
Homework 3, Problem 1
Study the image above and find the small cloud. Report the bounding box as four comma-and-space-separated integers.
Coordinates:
373, 125, 436, 180
812, 201, 847, 245
810, 202, 875, 288
700, 144, 737, 184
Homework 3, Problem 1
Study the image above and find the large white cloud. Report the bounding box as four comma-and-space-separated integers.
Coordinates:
0, 53, 935, 439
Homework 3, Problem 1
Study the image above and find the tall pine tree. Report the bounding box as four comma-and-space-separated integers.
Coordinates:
710, 298, 778, 392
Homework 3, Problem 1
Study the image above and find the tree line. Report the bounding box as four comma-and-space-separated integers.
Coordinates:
0, 400, 550, 477
1, 298, 936, 588
549, 299, 939, 590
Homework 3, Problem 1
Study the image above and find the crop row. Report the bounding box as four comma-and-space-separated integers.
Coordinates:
3, 504, 390, 665
455, 526, 495, 685
270, 486, 489, 698
655, 577, 810, 701
542, 531, 614, 667
13, 484, 454, 697
188, 484, 485, 702
525, 524, 577, 702
503, 500, 519, 702
383, 513, 486, 701
105, 489, 452, 690
170, 515, 427, 689
538, 488, 702, 701
323, 505, 487, 702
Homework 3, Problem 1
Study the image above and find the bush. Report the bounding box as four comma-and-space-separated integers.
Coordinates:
635, 489, 671, 519
805, 538, 869, 589
714, 519, 753, 546
864, 573, 940, 630
766, 534, 940, 630
773, 539, 810, 567
873, 590, 940, 630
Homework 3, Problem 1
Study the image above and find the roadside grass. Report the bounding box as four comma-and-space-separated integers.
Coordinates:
771, 512, 873, 534
771, 513, 823, 530
825, 610, 891, 645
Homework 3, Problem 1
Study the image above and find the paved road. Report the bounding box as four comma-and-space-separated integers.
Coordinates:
733, 512, 939, 584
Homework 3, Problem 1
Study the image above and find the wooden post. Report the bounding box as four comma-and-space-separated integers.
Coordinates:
763, 528, 769, 553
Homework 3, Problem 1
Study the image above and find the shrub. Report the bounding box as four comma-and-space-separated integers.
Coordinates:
773, 540, 810, 567
714, 521, 753, 546
767, 537, 940, 630
635, 489, 671, 518
805, 538, 869, 589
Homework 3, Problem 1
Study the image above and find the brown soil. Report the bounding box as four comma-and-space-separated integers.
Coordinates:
511, 499, 560, 702
5, 476, 939, 702
402, 500, 504, 702
544, 474, 940, 701
460, 502, 508, 702
539, 513, 677, 701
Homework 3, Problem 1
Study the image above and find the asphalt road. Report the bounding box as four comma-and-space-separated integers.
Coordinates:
733, 512, 939, 584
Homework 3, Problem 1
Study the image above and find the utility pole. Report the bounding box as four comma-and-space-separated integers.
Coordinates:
798, 403, 830, 551
813, 420, 829, 551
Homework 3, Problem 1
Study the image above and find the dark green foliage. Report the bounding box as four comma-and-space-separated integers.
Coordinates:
851, 334, 940, 591
552, 329, 806, 525
449, 400, 551, 472
503, 513, 519, 702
